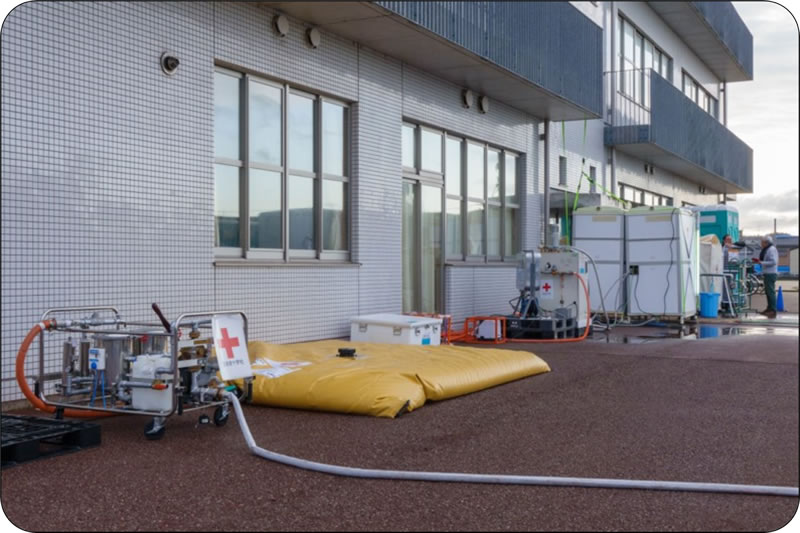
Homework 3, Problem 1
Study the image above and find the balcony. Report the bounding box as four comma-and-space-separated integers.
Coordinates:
649, 2, 753, 82
604, 69, 753, 194
262, 1, 603, 120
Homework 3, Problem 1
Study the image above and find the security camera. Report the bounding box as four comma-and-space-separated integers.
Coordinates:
161, 52, 180, 75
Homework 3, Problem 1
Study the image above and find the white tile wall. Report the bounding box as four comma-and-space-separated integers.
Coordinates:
615, 151, 719, 206
444, 266, 519, 326
547, 119, 607, 197
1, 2, 545, 402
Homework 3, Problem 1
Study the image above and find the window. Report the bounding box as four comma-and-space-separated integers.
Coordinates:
621, 184, 640, 206
445, 137, 462, 257
402, 124, 416, 168
682, 71, 718, 119
214, 68, 349, 260
618, 16, 672, 106
420, 128, 443, 173
487, 149, 502, 257
620, 183, 671, 208
406, 123, 520, 261
559, 156, 567, 186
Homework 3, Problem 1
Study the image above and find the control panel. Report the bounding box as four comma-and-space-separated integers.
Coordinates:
88, 347, 106, 371
539, 251, 582, 274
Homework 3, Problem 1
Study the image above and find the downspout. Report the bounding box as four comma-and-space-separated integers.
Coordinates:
721, 80, 728, 204
543, 120, 551, 246
610, 1, 618, 202
722, 80, 727, 127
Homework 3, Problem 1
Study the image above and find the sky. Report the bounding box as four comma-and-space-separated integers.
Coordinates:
727, 1, 799, 236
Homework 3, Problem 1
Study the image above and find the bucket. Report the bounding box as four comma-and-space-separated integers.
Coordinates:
699, 292, 720, 318
699, 325, 719, 338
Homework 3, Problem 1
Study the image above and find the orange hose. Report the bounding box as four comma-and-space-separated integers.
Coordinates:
16, 320, 112, 418
506, 272, 592, 343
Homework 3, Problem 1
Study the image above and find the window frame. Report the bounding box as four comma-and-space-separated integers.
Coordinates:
558, 156, 568, 187
618, 15, 673, 107
682, 70, 719, 120
620, 182, 672, 209
213, 66, 351, 263
214, 67, 247, 259
404, 122, 521, 263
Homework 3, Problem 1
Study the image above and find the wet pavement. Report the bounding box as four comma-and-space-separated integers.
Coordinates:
590, 323, 799, 344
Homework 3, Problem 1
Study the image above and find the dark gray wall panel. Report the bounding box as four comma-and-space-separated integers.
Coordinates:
377, 1, 603, 117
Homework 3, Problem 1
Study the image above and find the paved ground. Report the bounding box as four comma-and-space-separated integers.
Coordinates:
750, 290, 799, 314
2, 332, 798, 531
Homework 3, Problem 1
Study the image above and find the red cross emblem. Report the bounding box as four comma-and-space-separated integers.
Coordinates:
218, 327, 240, 359
542, 283, 551, 292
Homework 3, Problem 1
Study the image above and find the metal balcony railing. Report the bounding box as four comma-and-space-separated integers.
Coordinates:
603, 68, 753, 193
377, 1, 604, 118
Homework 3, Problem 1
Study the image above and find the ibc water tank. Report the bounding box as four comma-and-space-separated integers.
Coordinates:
625, 206, 699, 319
572, 206, 626, 316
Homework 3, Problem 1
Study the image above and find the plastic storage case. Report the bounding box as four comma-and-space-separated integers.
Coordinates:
350, 314, 442, 346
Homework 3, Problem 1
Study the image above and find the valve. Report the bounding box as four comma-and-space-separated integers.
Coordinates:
337, 347, 357, 358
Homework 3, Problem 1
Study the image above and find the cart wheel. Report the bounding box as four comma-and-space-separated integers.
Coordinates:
213, 406, 229, 427
144, 419, 165, 441
198, 414, 210, 425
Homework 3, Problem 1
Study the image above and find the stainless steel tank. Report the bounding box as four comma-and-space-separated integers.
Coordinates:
94, 333, 132, 387
133, 331, 171, 356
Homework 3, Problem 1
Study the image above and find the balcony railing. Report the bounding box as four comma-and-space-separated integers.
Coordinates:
376, 1, 603, 118
604, 68, 753, 193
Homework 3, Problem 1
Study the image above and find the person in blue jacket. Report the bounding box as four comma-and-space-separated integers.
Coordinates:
752, 235, 779, 318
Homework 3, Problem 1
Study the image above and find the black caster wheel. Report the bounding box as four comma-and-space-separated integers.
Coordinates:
213, 406, 229, 427
144, 419, 165, 440
198, 414, 211, 425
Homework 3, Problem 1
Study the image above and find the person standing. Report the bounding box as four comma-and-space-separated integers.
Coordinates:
752, 235, 779, 318
720, 234, 733, 309
722, 234, 732, 267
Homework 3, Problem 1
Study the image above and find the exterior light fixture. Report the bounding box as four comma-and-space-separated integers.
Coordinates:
274, 14, 289, 37
462, 89, 474, 109
307, 27, 321, 48
478, 95, 489, 113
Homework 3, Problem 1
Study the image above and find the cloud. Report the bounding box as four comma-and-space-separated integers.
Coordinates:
725, 2, 799, 235
734, 189, 799, 213
731, 189, 800, 235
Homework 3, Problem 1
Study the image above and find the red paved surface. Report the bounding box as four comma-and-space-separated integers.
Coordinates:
2, 333, 798, 531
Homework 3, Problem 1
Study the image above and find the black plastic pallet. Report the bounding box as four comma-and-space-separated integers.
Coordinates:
1, 414, 101, 468
505, 316, 584, 340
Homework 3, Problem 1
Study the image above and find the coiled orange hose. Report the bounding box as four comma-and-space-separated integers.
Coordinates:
16, 320, 112, 418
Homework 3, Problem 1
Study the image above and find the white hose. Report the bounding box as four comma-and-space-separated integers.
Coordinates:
224, 392, 798, 497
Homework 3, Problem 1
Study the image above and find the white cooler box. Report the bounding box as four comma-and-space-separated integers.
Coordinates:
350, 314, 442, 346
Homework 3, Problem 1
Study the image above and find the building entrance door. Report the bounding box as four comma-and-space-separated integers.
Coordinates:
402, 180, 442, 313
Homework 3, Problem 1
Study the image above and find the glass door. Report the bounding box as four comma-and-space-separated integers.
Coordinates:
403, 180, 442, 313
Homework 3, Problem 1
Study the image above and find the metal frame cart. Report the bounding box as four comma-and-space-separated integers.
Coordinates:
30, 305, 252, 440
